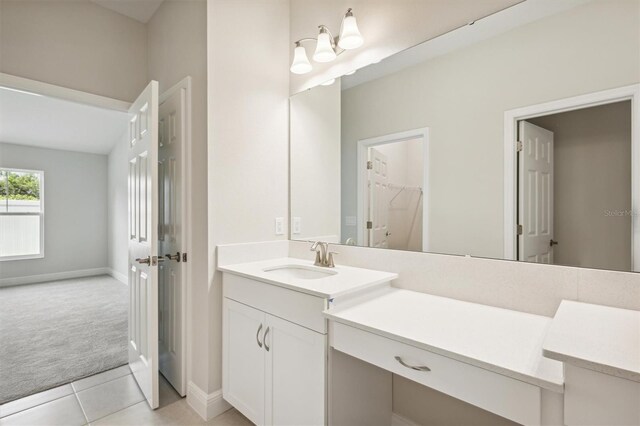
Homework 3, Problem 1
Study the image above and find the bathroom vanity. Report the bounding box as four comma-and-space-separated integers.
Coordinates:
219, 257, 397, 426
325, 287, 564, 425
543, 301, 640, 425
218, 242, 640, 426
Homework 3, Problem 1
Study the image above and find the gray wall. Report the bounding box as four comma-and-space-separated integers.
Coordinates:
0, 143, 108, 280
529, 101, 632, 271
107, 131, 129, 279
341, 0, 640, 259
0, 0, 148, 102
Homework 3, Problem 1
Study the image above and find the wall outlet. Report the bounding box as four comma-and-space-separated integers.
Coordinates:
275, 217, 284, 235
292, 217, 301, 234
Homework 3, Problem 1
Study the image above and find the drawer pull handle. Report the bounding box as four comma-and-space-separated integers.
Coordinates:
256, 323, 263, 348
395, 356, 431, 372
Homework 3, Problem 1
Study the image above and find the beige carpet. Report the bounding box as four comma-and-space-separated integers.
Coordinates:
0, 275, 128, 404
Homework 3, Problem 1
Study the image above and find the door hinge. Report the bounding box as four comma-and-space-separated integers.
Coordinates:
516, 141, 523, 152
517, 224, 523, 235
366, 161, 373, 170
182, 252, 187, 263
366, 221, 373, 229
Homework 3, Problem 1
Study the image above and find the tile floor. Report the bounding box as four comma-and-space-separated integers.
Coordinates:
0, 366, 253, 426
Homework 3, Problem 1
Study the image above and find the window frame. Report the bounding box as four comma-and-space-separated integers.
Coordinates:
0, 167, 45, 261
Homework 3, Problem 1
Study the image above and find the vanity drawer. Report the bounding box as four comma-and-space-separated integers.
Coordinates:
330, 321, 541, 425
223, 273, 327, 333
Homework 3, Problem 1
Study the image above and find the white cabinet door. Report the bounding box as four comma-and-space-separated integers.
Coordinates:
223, 299, 266, 425
265, 314, 326, 426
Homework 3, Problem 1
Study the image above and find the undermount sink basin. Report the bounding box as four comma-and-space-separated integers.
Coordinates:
262, 264, 337, 280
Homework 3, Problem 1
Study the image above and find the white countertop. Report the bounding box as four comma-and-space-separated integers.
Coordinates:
218, 257, 398, 299
543, 300, 640, 382
324, 288, 564, 392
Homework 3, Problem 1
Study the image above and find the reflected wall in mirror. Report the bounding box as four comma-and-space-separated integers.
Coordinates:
290, 0, 640, 272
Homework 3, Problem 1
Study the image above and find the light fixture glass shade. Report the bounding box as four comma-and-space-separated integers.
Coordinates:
338, 12, 363, 50
290, 45, 312, 74
313, 30, 337, 63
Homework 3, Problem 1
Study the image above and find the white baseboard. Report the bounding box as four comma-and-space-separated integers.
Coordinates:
391, 412, 420, 426
108, 268, 127, 284
186, 381, 232, 421
0, 267, 110, 287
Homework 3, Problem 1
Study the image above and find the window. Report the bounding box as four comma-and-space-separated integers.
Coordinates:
0, 168, 44, 260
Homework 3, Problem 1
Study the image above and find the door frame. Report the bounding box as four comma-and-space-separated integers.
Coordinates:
0, 73, 131, 111
1, 72, 194, 387
159, 76, 193, 395
503, 84, 640, 271
356, 128, 430, 251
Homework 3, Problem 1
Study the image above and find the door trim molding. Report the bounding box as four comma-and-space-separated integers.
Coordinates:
160, 76, 193, 397
356, 128, 430, 251
503, 83, 640, 271
0, 73, 131, 111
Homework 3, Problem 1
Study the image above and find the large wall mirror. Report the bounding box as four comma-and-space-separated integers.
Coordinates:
290, 0, 640, 272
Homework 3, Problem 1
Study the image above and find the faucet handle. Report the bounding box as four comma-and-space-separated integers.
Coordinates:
327, 251, 339, 268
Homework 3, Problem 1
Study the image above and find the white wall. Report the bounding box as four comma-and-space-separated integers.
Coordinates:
290, 80, 341, 242
0, 143, 108, 281
341, 0, 640, 259
289, 0, 519, 93
107, 130, 129, 280
0, 0, 148, 102
207, 0, 290, 396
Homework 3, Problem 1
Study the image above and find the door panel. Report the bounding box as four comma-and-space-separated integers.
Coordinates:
369, 148, 389, 248
519, 121, 554, 264
158, 85, 186, 396
265, 314, 326, 426
128, 80, 160, 409
223, 299, 266, 425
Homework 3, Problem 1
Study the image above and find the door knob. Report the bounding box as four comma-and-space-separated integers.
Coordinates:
165, 252, 181, 262
550, 239, 559, 247
135, 256, 151, 265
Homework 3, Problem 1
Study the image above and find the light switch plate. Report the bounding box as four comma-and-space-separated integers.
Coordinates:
275, 217, 284, 235
293, 217, 301, 234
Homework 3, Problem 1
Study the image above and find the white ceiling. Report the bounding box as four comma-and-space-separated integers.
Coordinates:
90, 0, 164, 23
0, 87, 129, 155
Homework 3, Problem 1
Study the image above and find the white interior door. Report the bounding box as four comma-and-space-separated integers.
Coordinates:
369, 148, 389, 248
128, 80, 160, 409
158, 84, 187, 396
519, 121, 554, 264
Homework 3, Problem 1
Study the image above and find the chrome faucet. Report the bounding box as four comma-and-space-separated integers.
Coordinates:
310, 241, 337, 268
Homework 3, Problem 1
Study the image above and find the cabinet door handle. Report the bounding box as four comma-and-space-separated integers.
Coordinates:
395, 356, 430, 372
264, 327, 270, 352
256, 323, 263, 348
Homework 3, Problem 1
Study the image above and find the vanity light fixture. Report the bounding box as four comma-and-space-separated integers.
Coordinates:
290, 42, 313, 74
290, 8, 364, 74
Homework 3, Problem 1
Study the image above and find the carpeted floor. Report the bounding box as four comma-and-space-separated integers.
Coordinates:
0, 275, 128, 404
